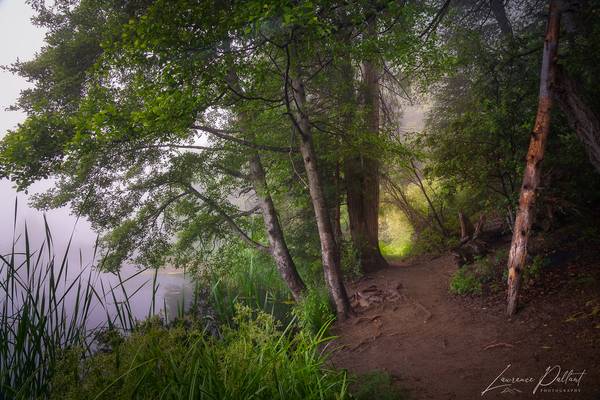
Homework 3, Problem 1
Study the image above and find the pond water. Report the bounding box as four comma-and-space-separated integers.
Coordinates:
0, 180, 196, 331
85, 265, 197, 329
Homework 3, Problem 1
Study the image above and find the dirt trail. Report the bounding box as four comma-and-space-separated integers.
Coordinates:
330, 254, 600, 399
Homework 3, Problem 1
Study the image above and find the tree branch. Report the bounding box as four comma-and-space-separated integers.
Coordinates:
192, 125, 296, 153
420, 0, 451, 40
186, 184, 270, 253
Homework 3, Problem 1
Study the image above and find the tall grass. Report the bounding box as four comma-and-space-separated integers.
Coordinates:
0, 212, 93, 398
206, 245, 294, 324
50, 305, 349, 400
1, 206, 349, 399
0, 204, 157, 399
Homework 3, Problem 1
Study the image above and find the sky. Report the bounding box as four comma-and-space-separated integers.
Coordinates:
0, 1, 196, 323
0, 0, 97, 253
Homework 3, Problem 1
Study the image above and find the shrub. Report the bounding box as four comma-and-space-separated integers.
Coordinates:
522, 255, 545, 285
449, 268, 482, 295
205, 240, 293, 324
472, 256, 497, 283
340, 240, 362, 279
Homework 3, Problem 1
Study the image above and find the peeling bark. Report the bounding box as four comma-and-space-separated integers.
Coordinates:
506, 0, 561, 317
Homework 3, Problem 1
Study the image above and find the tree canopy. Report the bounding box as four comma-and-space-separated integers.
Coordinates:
2, 0, 600, 317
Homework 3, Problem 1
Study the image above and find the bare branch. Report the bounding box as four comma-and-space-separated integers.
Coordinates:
192, 125, 297, 153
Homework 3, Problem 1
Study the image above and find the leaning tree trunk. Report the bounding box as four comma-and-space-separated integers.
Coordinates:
248, 153, 307, 301
554, 67, 600, 174
506, 0, 561, 317
344, 12, 388, 274
225, 62, 307, 301
290, 70, 352, 319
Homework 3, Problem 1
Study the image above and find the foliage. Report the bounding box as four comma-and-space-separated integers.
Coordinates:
449, 268, 482, 296
340, 239, 362, 279
522, 255, 546, 286
419, 0, 600, 232
0, 211, 346, 399
205, 239, 294, 324
0, 1, 448, 308
410, 227, 455, 257
0, 207, 152, 399
292, 287, 335, 335
50, 305, 349, 400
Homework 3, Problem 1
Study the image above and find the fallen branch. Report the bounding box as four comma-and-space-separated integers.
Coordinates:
483, 342, 514, 350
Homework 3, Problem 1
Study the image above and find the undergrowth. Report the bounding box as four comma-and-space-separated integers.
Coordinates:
449, 267, 483, 295
50, 305, 349, 400
292, 287, 335, 334
351, 371, 409, 400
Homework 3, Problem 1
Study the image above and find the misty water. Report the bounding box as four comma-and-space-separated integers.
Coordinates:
0, 179, 196, 331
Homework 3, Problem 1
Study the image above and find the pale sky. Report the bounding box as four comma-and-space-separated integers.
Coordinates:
0, 0, 45, 135
0, 2, 194, 321
0, 0, 96, 253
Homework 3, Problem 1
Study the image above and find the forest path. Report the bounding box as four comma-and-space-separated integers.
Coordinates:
330, 253, 600, 399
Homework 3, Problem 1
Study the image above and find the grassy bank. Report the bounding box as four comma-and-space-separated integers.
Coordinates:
0, 216, 377, 399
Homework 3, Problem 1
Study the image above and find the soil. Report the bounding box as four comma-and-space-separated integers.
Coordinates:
330, 240, 600, 399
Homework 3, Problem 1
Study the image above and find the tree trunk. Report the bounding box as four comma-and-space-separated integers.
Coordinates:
248, 153, 307, 301
345, 12, 388, 274
331, 162, 343, 265
506, 0, 561, 317
489, 0, 513, 37
459, 212, 474, 242
225, 61, 307, 302
345, 157, 388, 273
554, 67, 600, 174
290, 69, 352, 319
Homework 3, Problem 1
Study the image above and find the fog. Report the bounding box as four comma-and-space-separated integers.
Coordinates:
0, 0, 96, 247
0, 0, 429, 325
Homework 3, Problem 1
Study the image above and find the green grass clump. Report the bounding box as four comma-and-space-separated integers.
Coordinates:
51, 304, 349, 400
0, 216, 97, 399
292, 287, 335, 334
205, 241, 293, 324
449, 268, 482, 295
